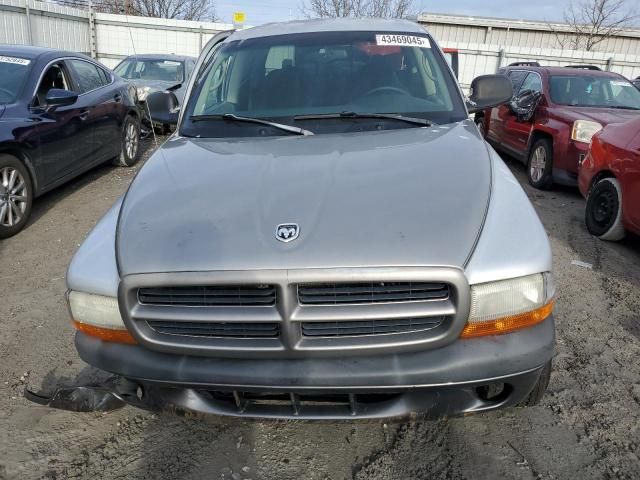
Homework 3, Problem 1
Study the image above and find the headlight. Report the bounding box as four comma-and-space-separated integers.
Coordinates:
461, 273, 555, 338
136, 86, 151, 102
571, 120, 602, 143
68, 291, 136, 344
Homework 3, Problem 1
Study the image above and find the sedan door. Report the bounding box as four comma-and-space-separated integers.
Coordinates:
66, 59, 121, 166
623, 130, 640, 231
24, 60, 94, 183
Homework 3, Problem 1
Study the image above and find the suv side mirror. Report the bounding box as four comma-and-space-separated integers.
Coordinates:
466, 75, 513, 113
45, 89, 78, 109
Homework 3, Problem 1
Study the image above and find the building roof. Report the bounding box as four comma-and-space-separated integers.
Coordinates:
229, 17, 427, 41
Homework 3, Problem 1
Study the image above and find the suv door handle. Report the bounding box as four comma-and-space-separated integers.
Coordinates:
78, 109, 89, 121
114, 94, 122, 103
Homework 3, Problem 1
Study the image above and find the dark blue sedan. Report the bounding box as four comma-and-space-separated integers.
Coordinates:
0, 45, 141, 238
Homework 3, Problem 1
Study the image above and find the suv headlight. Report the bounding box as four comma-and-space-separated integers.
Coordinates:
571, 120, 602, 144
68, 291, 136, 344
461, 273, 555, 338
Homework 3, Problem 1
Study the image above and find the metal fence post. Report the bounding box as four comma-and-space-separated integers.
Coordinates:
25, 0, 33, 45
606, 57, 614, 71
88, 1, 97, 58
497, 48, 505, 71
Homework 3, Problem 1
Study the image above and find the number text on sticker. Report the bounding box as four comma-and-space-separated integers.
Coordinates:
375, 34, 431, 48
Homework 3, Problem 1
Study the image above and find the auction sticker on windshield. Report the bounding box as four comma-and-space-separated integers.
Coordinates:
0, 56, 30, 66
376, 34, 430, 48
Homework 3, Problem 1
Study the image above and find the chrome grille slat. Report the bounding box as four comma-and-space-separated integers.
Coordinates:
148, 320, 280, 338
138, 285, 277, 307
301, 317, 444, 337
298, 282, 449, 305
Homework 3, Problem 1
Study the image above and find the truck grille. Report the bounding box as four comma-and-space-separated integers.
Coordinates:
147, 321, 280, 338
122, 267, 468, 358
297, 282, 449, 305
138, 285, 276, 307
301, 317, 445, 337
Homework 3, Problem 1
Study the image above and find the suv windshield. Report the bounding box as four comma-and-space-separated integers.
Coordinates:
549, 75, 640, 109
182, 31, 465, 138
115, 58, 184, 83
0, 56, 32, 104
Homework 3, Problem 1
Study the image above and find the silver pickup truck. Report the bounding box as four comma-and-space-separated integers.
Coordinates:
56, 18, 555, 420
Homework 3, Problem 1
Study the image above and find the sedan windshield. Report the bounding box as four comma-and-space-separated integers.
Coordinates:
115, 58, 184, 83
0, 56, 32, 104
549, 75, 640, 109
182, 31, 465, 138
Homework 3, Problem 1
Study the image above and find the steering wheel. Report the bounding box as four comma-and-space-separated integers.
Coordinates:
361, 86, 411, 98
0, 88, 13, 102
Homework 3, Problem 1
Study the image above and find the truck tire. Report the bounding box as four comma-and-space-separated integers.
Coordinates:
475, 115, 485, 138
114, 115, 141, 167
518, 361, 551, 407
527, 138, 554, 190
0, 154, 33, 239
585, 177, 625, 241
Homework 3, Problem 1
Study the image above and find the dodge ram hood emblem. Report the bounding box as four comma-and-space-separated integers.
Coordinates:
276, 223, 299, 243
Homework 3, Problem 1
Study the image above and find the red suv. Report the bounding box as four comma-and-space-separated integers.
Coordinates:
476, 63, 640, 189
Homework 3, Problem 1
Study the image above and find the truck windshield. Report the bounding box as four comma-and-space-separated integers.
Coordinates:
549, 75, 640, 109
182, 31, 465, 138
0, 56, 32, 104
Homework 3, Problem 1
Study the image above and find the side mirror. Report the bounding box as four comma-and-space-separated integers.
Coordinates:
44, 89, 78, 109
146, 90, 180, 129
466, 75, 513, 114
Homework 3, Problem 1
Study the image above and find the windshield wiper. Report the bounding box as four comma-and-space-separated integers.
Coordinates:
294, 111, 432, 127
605, 105, 640, 110
189, 113, 314, 136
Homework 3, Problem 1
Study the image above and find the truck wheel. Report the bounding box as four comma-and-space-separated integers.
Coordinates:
527, 138, 554, 190
585, 177, 625, 241
114, 115, 141, 167
518, 361, 551, 407
0, 154, 33, 239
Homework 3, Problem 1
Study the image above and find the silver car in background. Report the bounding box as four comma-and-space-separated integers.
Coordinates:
60, 19, 555, 420
114, 54, 196, 131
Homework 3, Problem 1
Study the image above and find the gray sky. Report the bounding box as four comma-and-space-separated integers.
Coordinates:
214, 0, 579, 26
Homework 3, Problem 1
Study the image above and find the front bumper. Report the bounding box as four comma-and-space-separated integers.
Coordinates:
74, 316, 555, 419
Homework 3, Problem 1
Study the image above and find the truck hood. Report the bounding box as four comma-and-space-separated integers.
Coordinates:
553, 106, 640, 126
116, 121, 492, 276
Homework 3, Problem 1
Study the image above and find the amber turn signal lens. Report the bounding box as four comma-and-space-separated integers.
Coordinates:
460, 300, 555, 339
72, 320, 138, 344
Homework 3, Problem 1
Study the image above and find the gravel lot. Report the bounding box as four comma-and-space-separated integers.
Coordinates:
1, 136, 639, 480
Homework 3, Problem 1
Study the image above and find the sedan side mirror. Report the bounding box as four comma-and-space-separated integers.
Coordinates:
45, 89, 78, 109
146, 90, 180, 129
466, 75, 513, 114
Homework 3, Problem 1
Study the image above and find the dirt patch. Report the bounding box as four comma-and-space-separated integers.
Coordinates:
1, 149, 640, 479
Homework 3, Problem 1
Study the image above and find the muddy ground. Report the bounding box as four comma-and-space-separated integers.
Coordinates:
1, 136, 639, 480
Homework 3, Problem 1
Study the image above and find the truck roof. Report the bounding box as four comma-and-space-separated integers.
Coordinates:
229, 18, 428, 41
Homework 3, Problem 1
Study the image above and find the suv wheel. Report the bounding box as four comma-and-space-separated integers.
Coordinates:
518, 361, 551, 407
527, 138, 553, 189
585, 177, 625, 241
475, 116, 485, 137
114, 115, 141, 167
0, 155, 33, 239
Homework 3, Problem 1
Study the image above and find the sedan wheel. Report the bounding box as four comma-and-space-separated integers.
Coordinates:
585, 177, 625, 241
0, 155, 33, 238
115, 115, 142, 167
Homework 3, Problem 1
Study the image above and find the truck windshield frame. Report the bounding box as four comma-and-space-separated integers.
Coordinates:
180, 30, 466, 138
